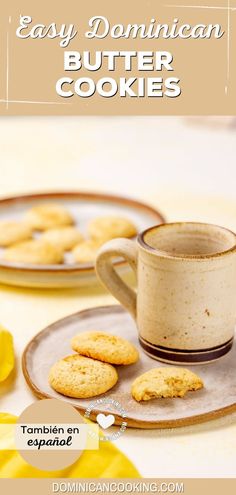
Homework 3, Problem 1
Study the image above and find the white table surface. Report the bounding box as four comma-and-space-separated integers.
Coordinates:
0, 116, 236, 477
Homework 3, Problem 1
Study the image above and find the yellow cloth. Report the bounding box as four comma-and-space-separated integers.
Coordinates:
0, 328, 14, 382
0, 413, 139, 478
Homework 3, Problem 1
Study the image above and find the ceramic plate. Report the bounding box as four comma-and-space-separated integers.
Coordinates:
0, 192, 164, 288
22, 305, 236, 429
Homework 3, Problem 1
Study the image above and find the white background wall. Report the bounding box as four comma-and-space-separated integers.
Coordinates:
1, 116, 236, 229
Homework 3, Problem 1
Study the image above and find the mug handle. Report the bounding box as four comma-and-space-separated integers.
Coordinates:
95, 238, 138, 320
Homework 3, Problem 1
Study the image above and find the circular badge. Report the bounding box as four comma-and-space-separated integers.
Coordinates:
15, 399, 85, 471
84, 397, 127, 441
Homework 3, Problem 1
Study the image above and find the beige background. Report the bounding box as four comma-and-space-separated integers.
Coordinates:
0, 479, 236, 494
0, 116, 236, 477
0, 0, 235, 114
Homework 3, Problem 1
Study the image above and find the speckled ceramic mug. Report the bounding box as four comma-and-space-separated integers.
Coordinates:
96, 222, 236, 364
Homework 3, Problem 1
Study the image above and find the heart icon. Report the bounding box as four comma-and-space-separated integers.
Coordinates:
96, 413, 115, 429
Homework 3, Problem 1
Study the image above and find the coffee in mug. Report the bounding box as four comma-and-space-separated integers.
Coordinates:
96, 222, 236, 364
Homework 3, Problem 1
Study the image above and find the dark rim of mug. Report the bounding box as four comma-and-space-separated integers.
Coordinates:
139, 336, 233, 363
138, 222, 236, 260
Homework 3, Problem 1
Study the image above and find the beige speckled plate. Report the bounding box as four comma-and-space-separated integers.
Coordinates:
22, 305, 236, 429
0, 192, 164, 288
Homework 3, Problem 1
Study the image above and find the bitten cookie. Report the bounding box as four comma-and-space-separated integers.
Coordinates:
25, 203, 74, 230
71, 331, 139, 365
2, 239, 63, 265
131, 367, 204, 402
41, 227, 84, 251
88, 216, 137, 242
0, 221, 33, 247
72, 239, 102, 263
49, 354, 118, 398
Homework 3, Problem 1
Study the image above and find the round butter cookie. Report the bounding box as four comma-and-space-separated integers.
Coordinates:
49, 354, 118, 398
25, 203, 74, 231
131, 367, 204, 402
71, 331, 139, 365
72, 239, 102, 263
2, 239, 63, 265
41, 227, 84, 251
0, 221, 33, 247
88, 216, 137, 242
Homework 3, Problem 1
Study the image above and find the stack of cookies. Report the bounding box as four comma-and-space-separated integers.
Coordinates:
49, 330, 204, 402
0, 203, 137, 265
49, 331, 139, 398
